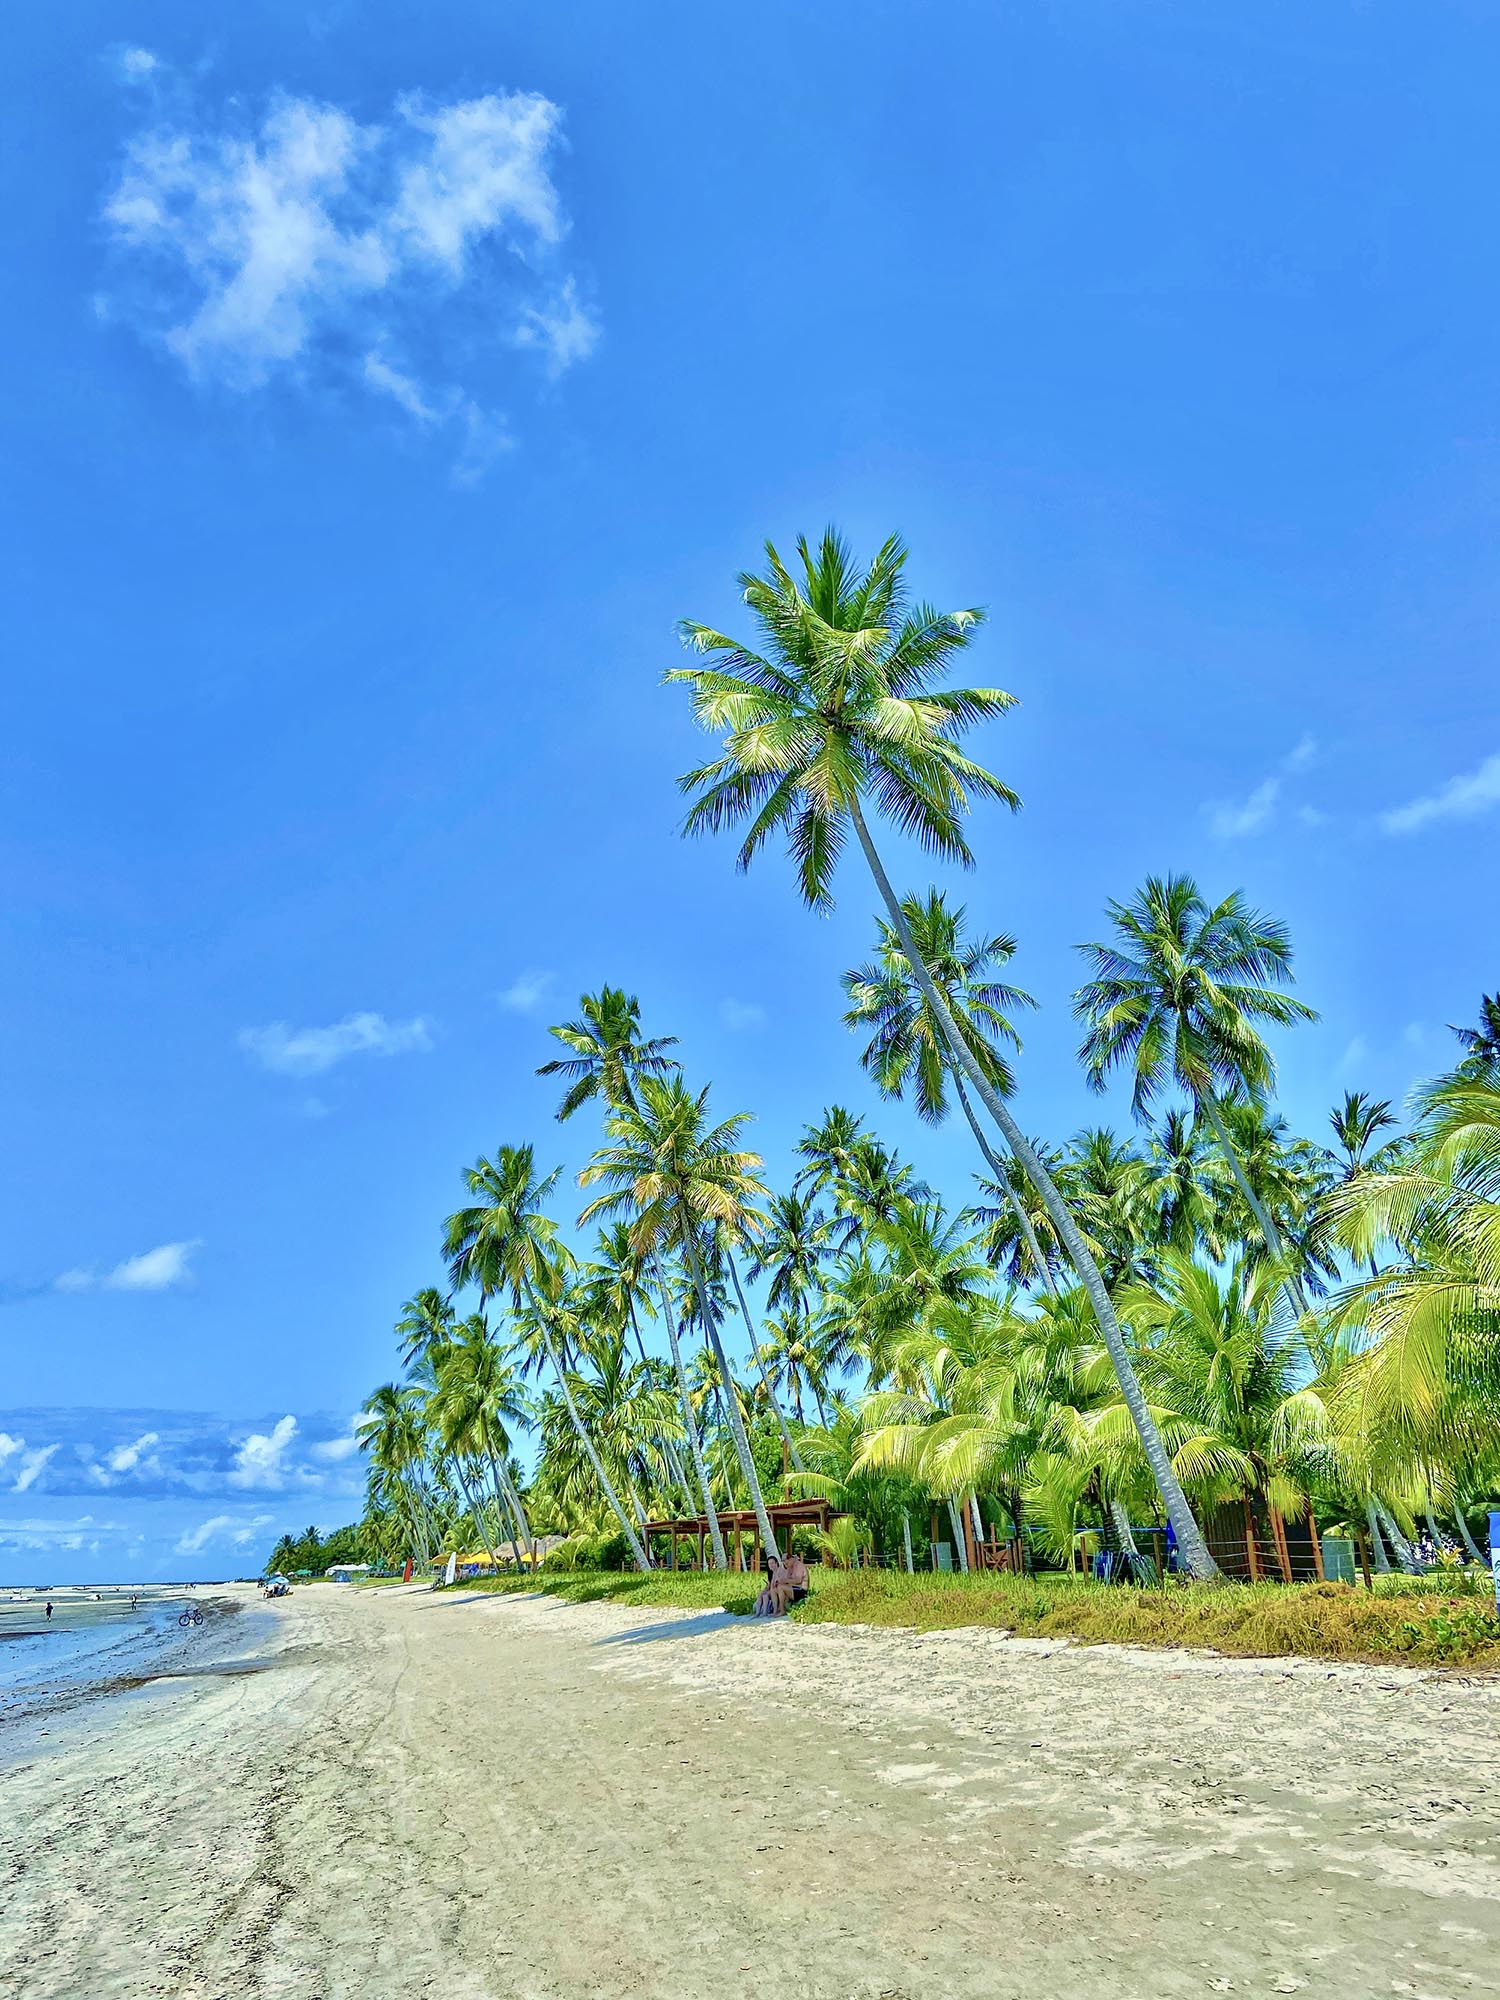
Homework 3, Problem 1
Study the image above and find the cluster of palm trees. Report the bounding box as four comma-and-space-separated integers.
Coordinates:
356, 534, 1499, 1584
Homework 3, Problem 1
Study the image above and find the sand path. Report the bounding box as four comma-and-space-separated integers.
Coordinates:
2, 1582, 1498, 1998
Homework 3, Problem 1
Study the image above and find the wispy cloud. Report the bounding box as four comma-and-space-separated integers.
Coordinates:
13, 1444, 60, 1494
1205, 735, 1318, 839
239, 1011, 432, 1077
1380, 752, 1500, 835
497, 970, 553, 1014
719, 998, 767, 1032
177, 1510, 273, 1556
100, 66, 598, 479
55, 1240, 200, 1295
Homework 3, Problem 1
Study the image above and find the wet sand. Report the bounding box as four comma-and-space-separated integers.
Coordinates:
1, 1581, 1497, 1997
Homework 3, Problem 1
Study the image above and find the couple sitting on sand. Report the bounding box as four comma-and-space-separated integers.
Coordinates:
752, 1549, 809, 1618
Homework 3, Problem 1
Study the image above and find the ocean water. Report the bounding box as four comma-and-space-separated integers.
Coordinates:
0, 1589, 239, 1718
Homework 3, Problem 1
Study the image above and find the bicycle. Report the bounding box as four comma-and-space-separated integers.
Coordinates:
178, 1608, 204, 1628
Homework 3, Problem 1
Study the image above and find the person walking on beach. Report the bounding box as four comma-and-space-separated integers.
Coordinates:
44, 1600, 53, 1621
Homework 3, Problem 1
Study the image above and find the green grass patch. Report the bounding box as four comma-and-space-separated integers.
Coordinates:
426, 1566, 1500, 1669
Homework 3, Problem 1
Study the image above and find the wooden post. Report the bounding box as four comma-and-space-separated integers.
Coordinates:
930, 1505, 940, 1570
1243, 1498, 1262, 1582
1311, 1522, 1325, 1580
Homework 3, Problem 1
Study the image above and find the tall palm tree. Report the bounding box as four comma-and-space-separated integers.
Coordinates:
582, 1224, 696, 1514
579, 1073, 782, 1560
541, 989, 726, 1564
536, 986, 680, 1119
842, 890, 1053, 1289
442, 1144, 651, 1569
356, 1383, 434, 1562
669, 528, 1216, 1576
424, 1314, 536, 1565
794, 1106, 867, 1200
1073, 874, 1318, 1316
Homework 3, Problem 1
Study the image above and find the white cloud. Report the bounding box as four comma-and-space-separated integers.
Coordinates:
14, 1444, 60, 1494
107, 1431, 162, 1477
116, 47, 159, 81
107, 1241, 199, 1291
720, 998, 767, 1032
363, 351, 439, 423
177, 1512, 235, 1554
54, 1242, 200, 1295
1207, 777, 1280, 839
0, 1514, 118, 1554
1205, 737, 1319, 839
0, 1434, 22, 1467
1380, 752, 1500, 835
228, 1415, 300, 1489
515, 276, 599, 377
239, 1011, 432, 1077
497, 970, 552, 1013
101, 72, 594, 477
312, 1417, 362, 1463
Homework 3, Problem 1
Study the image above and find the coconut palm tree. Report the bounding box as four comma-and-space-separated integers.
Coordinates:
356, 1383, 435, 1562
1449, 993, 1500, 1072
442, 1144, 651, 1569
395, 1287, 457, 1373
424, 1314, 536, 1566
1074, 874, 1318, 1316
793, 1106, 868, 1200
542, 991, 728, 1564
536, 986, 680, 1120
1323, 1070, 1500, 1465
578, 1073, 782, 1560
669, 528, 1217, 1575
842, 891, 1052, 1289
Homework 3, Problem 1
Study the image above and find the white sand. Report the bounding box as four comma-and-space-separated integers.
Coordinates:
2, 1581, 1497, 1997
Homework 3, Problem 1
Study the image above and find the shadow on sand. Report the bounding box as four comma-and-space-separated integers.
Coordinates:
595, 1611, 768, 1647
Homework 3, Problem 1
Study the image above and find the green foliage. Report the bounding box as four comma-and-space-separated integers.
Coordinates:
263, 1521, 368, 1575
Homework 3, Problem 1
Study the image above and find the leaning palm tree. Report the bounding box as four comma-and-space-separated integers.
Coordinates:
1074, 874, 1318, 1315
669, 529, 1216, 1577
396, 1287, 456, 1373
425, 1314, 536, 1566
442, 1144, 650, 1569
579, 1073, 782, 1561
842, 891, 1053, 1290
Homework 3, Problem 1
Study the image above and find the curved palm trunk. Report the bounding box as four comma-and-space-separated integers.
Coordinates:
625, 1298, 696, 1513
1108, 1498, 1145, 1576
1198, 1092, 1311, 1319
725, 1246, 806, 1473
652, 1254, 728, 1568
1454, 1508, 1485, 1566
946, 1496, 970, 1573
680, 1225, 780, 1562
847, 797, 1218, 1579
1375, 1498, 1418, 1573
953, 1071, 1059, 1298
451, 1456, 504, 1575
1365, 1498, 1391, 1574
486, 1448, 531, 1571
522, 1280, 651, 1571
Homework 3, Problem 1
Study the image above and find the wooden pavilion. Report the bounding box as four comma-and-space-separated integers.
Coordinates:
646, 1497, 846, 1572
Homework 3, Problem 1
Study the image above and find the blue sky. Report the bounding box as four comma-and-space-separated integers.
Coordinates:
3, 4, 1494, 1581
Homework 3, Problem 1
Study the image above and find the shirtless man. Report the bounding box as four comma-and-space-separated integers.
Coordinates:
753, 1549, 810, 1617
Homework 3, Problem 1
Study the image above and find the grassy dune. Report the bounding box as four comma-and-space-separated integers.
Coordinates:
435, 1567, 1500, 1669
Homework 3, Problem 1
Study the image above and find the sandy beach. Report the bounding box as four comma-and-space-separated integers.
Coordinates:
2, 1583, 1498, 1998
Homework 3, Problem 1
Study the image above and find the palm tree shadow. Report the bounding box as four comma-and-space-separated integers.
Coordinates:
596, 1611, 762, 1646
